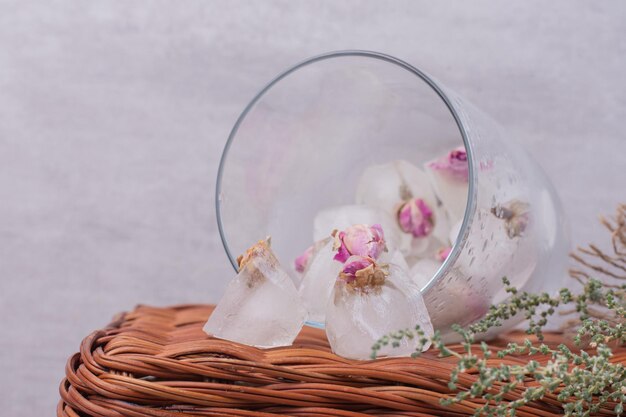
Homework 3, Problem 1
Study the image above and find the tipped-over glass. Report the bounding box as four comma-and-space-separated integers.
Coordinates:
215, 51, 569, 340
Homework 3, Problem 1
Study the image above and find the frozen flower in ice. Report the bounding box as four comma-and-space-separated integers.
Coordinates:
339, 256, 374, 282
294, 253, 310, 273
326, 262, 434, 359
205, 237, 306, 348
339, 255, 389, 289
491, 200, 530, 238
294, 246, 314, 273
436, 246, 452, 262
332, 224, 387, 263
426, 146, 469, 182
355, 161, 449, 256
397, 198, 434, 238
313, 205, 399, 244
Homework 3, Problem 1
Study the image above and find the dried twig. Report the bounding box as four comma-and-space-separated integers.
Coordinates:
564, 203, 626, 333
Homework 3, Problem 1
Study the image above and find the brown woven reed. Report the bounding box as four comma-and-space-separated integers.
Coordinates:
58, 304, 626, 417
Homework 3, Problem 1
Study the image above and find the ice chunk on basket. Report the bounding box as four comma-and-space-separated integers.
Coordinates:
203, 238, 306, 348
325, 256, 434, 360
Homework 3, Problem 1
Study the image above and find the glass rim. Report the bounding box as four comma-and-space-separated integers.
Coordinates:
215, 49, 476, 291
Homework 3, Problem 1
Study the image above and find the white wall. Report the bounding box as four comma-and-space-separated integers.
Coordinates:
1, 1, 624, 415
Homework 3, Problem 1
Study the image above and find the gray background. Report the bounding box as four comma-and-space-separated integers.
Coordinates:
1, 1, 624, 414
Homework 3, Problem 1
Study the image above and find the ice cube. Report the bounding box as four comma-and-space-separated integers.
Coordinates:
298, 238, 342, 323
410, 258, 442, 289
313, 205, 402, 252
325, 263, 434, 360
203, 239, 307, 348
355, 160, 438, 217
355, 160, 450, 256
424, 149, 469, 223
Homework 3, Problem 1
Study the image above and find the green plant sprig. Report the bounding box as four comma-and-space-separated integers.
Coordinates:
371, 205, 626, 416
372, 277, 626, 417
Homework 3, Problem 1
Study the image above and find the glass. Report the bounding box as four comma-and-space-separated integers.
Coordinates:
216, 51, 569, 339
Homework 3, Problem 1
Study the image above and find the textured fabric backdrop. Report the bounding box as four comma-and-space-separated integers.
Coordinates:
1, 1, 624, 415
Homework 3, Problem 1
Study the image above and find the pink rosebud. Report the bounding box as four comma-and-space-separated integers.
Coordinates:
294, 245, 315, 273
332, 224, 386, 263
339, 255, 389, 288
436, 246, 452, 262
427, 146, 469, 182
339, 256, 374, 283
397, 198, 434, 238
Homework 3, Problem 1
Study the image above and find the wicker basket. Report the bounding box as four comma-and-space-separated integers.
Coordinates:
58, 304, 626, 417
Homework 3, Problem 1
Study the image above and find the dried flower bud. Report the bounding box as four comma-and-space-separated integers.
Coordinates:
426, 146, 469, 182
339, 255, 389, 288
332, 224, 387, 263
294, 245, 314, 273
491, 200, 530, 238
294, 238, 332, 273
397, 198, 435, 238
436, 246, 452, 262
236, 237, 274, 271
